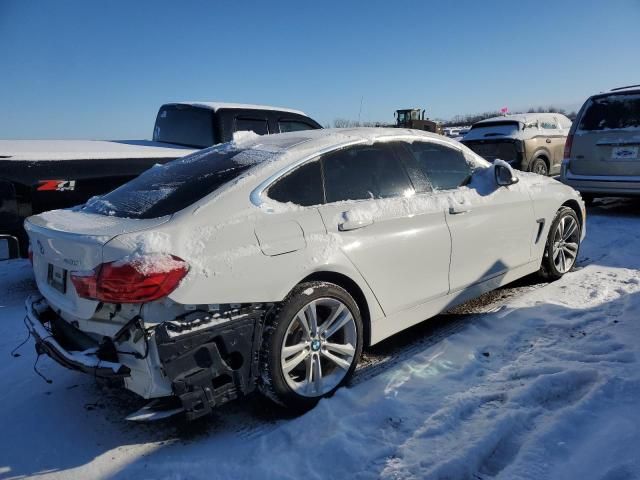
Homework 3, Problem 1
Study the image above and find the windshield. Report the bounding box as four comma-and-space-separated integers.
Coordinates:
82, 145, 273, 219
467, 121, 520, 138
579, 93, 640, 131
153, 105, 215, 148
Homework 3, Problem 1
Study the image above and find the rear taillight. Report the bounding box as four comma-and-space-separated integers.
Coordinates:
70, 254, 189, 303
563, 133, 574, 160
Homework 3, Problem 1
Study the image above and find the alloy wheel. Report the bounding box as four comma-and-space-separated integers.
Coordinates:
280, 297, 357, 397
552, 214, 580, 273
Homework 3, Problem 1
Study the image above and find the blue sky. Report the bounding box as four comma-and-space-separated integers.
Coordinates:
1, 0, 639, 139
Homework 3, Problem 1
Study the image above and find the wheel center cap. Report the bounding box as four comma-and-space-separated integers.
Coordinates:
311, 339, 321, 351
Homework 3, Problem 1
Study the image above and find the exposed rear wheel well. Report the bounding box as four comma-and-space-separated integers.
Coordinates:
562, 199, 584, 228
300, 271, 371, 347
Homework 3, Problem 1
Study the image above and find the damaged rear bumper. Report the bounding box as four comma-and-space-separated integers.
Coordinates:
154, 309, 265, 420
24, 295, 131, 378
25, 295, 266, 420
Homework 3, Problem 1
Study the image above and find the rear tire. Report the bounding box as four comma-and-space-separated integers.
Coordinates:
259, 281, 363, 411
539, 206, 581, 280
530, 157, 549, 176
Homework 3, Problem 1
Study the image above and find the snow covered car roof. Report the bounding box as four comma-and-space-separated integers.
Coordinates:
233, 127, 449, 151
174, 101, 307, 116
0, 139, 197, 161
228, 127, 462, 170
220, 128, 480, 207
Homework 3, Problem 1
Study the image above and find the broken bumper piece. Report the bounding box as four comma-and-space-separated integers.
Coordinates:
24, 295, 131, 379
155, 310, 264, 421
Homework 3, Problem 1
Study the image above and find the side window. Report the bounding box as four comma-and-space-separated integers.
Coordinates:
322, 144, 414, 202
267, 161, 324, 206
407, 142, 472, 191
235, 117, 269, 135
279, 120, 316, 133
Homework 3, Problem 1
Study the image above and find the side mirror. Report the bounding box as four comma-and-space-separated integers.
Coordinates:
495, 162, 519, 186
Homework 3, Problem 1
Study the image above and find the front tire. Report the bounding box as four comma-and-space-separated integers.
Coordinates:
539, 206, 581, 280
259, 281, 363, 410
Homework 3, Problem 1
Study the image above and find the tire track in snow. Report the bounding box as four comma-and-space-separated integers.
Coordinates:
379, 267, 640, 480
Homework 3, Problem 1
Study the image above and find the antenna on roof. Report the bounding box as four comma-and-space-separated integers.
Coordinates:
610, 84, 640, 91
357, 96, 363, 125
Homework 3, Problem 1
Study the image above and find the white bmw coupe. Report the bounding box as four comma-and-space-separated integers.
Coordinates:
24, 128, 585, 420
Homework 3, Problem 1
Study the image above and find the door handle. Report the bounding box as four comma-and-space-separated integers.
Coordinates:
449, 205, 470, 215
546, 138, 552, 143
338, 210, 373, 231
339, 218, 373, 231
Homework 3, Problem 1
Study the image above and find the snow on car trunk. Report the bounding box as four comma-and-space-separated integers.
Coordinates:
24, 208, 169, 319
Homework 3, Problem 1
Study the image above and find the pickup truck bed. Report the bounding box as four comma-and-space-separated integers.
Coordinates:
0, 140, 196, 257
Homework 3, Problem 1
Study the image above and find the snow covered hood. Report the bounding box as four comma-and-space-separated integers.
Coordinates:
0, 139, 197, 161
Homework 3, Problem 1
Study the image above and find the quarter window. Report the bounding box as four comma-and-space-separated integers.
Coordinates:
407, 142, 472, 191
235, 118, 269, 135
322, 144, 414, 202
267, 161, 324, 206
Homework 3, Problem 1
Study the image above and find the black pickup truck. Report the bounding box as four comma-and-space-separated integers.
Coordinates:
0, 102, 322, 258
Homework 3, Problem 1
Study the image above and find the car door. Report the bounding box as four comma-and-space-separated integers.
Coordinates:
317, 142, 451, 316
405, 140, 536, 293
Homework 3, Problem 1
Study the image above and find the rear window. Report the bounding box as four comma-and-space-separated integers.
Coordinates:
83, 146, 272, 219
467, 121, 520, 138
579, 93, 640, 131
153, 105, 215, 148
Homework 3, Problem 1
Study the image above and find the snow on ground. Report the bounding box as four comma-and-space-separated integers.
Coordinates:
1, 199, 640, 480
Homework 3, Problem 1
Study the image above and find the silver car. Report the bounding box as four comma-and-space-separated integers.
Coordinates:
561, 86, 640, 202
24, 128, 586, 420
